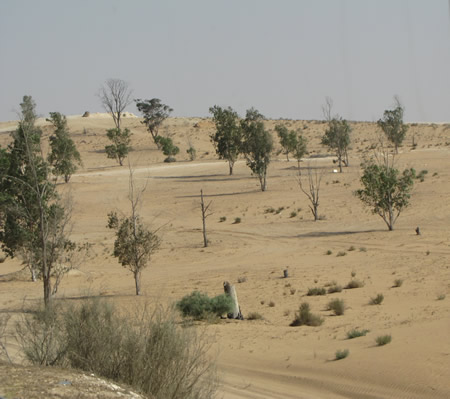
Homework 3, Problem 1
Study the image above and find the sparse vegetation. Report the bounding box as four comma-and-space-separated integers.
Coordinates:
247, 312, 264, 320
327, 284, 343, 294
376, 334, 392, 346
336, 251, 347, 257
437, 294, 446, 301
327, 299, 345, 315
335, 349, 349, 360
233, 217, 241, 224
325, 250, 333, 255
219, 216, 226, 222
370, 294, 384, 305
416, 169, 428, 182
346, 280, 364, 289
105, 128, 132, 166
307, 287, 326, 296
268, 301, 276, 307
347, 329, 369, 339
237, 276, 247, 283
290, 302, 324, 327
393, 279, 403, 287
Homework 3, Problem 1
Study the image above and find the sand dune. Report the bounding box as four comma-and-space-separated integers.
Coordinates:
0, 115, 449, 398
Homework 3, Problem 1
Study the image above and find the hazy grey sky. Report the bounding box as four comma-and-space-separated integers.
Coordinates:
1, 0, 450, 122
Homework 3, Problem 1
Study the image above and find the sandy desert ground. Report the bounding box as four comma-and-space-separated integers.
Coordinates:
0, 113, 449, 398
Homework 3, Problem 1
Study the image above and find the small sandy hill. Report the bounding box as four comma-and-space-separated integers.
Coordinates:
0, 115, 449, 398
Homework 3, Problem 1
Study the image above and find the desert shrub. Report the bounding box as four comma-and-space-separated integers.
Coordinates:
290, 302, 324, 327
264, 207, 276, 214
359, 247, 367, 252
15, 304, 66, 366
307, 287, 326, 296
437, 294, 446, 301
247, 312, 264, 320
290, 211, 297, 218
348, 246, 356, 251
17, 299, 218, 399
186, 146, 196, 161
325, 250, 333, 255
336, 251, 347, 257
370, 294, 384, 305
345, 279, 364, 289
376, 334, 392, 346
233, 217, 241, 224
327, 284, 343, 294
327, 299, 345, 315
335, 349, 349, 360
393, 279, 403, 287
275, 207, 285, 214
219, 216, 226, 222
268, 301, 276, 307
416, 169, 428, 182
176, 291, 233, 320
347, 328, 369, 339
290, 288, 297, 295
237, 276, 247, 283
351, 271, 356, 277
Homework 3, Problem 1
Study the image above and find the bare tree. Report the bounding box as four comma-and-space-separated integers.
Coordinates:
200, 189, 212, 248
297, 164, 324, 221
99, 79, 133, 129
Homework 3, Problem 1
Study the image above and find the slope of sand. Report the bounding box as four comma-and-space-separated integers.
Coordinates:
0, 115, 449, 398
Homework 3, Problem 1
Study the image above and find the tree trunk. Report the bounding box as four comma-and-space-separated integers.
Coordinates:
134, 270, 141, 295
200, 189, 209, 247
228, 161, 233, 176
43, 272, 52, 307
223, 281, 242, 319
260, 173, 267, 191
338, 156, 342, 173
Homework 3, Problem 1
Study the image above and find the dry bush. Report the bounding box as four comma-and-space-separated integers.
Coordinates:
16, 299, 218, 399
290, 303, 324, 327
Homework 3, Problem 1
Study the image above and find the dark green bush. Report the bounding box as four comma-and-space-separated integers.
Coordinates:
347, 328, 369, 339
327, 299, 345, 315
307, 287, 326, 296
176, 291, 233, 320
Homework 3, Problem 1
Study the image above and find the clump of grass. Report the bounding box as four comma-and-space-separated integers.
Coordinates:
336, 251, 347, 257
268, 301, 276, 307
351, 271, 356, 278
327, 284, 343, 294
335, 349, 349, 360
348, 246, 356, 251
290, 303, 324, 327
345, 279, 364, 289
393, 279, 403, 288
370, 293, 384, 305
290, 211, 297, 218
233, 217, 241, 224
432, 172, 438, 177
376, 335, 392, 346
327, 299, 345, 315
264, 207, 276, 214
260, 300, 265, 305
290, 288, 297, 295
307, 287, 326, 296
237, 276, 247, 284
325, 250, 333, 255
347, 328, 369, 339
437, 294, 446, 301
219, 216, 226, 222
275, 206, 285, 214
247, 312, 264, 320
359, 247, 367, 252
416, 169, 428, 182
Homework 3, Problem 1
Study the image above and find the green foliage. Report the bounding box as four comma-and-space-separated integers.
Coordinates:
327, 299, 345, 315
17, 299, 218, 399
105, 128, 132, 166
393, 278, 403, 287
335, 349, 349, 360
107, 211, 160, 295
321, 118, 351, 172
155, 136, 180, 161
176, 291, 233, 320
0, 96, 75, 305
186, 145, 196, 161
378, 103, 408, 153
307, 287, 326, 296
219, 216, 226, 222
355, 162, 415, 230
275, 124, 308, 166
135, 98, 173, 147
233, 217, 241, 224
376, 334, 392, 346
370, 293, 384, 305
347, 329, 369, 339
209, 106, 242, 175
290, 302, 324, 327
240, 108, 273, 191
47, 112, 81, 183
416, 169, 428, 182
